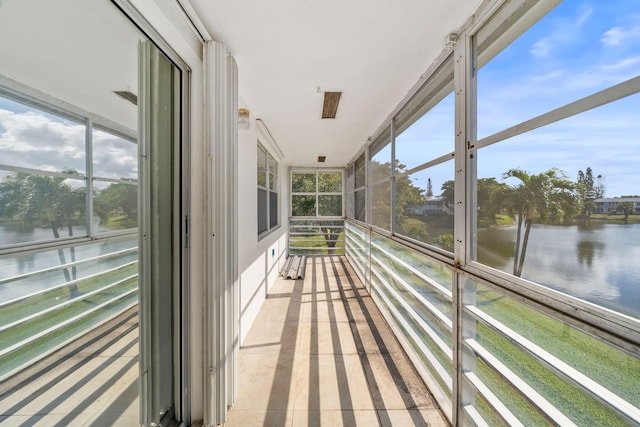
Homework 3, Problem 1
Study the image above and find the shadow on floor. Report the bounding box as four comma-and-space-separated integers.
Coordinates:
227, 256, 448, 427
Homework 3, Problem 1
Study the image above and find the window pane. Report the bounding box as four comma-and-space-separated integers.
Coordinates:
291, 172, 316, 193
94, 181, 138, 231
371, 181, 391, 231
477, 1, 640, 139
92, 129, 137, 179
355, 189, 365, 222
0, 172, 87, 245
257, 145, 267, 187
370, 143, 391, 182
396, 161, 454, 251
268, 153, 277, 191
475, 93, 640, 319
269, 191, 278, 228
395, 92, 454, 172
318, 171, 342, 192
291, 195, 316, 217
318, 195, 342, 217
0, 96, 87, 175
354, 154, 366, 188
257, 188, 268, 234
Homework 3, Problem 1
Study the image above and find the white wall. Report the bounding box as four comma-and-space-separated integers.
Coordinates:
237, 96, 289, 343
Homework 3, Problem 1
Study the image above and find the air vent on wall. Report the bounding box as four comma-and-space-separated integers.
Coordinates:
321, 91, 341, 119
317, 156, 326, 163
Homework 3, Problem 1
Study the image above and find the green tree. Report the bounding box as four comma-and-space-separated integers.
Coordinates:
0, 170, 85, 291
94, 182, 137, 229
577, 167, 606, 216
502, 168, 579, 277
426, 178, 433, 198
618, 201, 635, 220
477, 178, 510, 226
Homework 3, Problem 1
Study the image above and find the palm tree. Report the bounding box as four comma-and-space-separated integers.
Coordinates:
502, 168, 578, 277
1, 171, 85, 291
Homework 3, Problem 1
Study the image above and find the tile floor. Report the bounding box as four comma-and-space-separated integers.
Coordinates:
224, 256, 448, 427
0, 308, 139, 427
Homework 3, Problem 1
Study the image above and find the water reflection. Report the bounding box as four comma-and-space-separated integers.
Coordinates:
477, 222, 640, 318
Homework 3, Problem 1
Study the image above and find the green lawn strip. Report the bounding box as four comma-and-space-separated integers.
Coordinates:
0, 292, 138, 378
0, 264, 138, 325
396, 312, 453, 402
374, 278, 453, 376
476, 286, 640, 404
477, 323, 628, 426
0, 279, 137, 349
475, 357, 551, 426
289, 232, 345, 255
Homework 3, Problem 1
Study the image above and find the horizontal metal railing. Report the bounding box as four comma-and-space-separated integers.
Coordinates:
344, 219, 640, 426
0, 237, 138, 380
288, 218, 345, 256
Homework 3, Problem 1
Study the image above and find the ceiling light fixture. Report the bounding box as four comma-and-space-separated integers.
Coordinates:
321, 92, 342, 119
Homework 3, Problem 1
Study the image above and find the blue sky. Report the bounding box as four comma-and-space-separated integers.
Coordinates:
397, 0, 640, 198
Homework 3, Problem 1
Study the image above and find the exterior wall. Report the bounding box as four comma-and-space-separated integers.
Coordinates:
237, 96, 289, 343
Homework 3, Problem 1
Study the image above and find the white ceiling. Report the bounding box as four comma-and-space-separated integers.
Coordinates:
189, 0, 483, 167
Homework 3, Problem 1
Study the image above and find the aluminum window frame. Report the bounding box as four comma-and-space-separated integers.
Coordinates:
0, 78, 138, 256
289, 168, 344, 219
257, 141, 280, 239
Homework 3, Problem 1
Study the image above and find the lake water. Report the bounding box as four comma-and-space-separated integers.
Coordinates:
477, 221, 640, 319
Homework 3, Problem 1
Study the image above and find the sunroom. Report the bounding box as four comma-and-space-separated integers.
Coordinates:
0, 0, 639, 426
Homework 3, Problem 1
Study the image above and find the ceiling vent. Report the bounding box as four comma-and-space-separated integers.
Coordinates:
317, 156, 326, 163
321, 91, 341, 119
114, 90, 138, 106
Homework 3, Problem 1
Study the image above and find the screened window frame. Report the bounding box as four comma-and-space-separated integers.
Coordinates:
257, 141, 280, 239
289, 168, 344, 219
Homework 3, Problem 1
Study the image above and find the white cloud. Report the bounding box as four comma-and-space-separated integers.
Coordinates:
601, 56, 640, 70
601, 19, 640, 47
0, 108, 137, 180
529, 5, 593, 58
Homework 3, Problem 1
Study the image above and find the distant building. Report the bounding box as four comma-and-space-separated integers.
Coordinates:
593, 197, 640, 214
406, 196, 453, 216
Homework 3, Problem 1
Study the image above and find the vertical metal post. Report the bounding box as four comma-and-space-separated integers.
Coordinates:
390, 119, 396, 235
85, 120, 94, 237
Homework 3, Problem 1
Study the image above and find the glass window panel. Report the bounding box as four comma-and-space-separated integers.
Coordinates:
465, 279, 638, 425
257, 145, 267, 188
395, 92, 454, 172
318, 195, 342, 217
371, 181, 391, 231
475, 93, 640, 319
92, 129, 137, 180
257, 188, 268, 234
355, 189, 365, 222
291, 172, 316, 193
291, 195, 316, 217
269, 191, 278, 228
318, 171, 342, 193
0, 172, 87, 245
477, 0, 640, 139
93, 181, 138, 231
396, 161, 454, 251
0, 96, 87, 175
268, 153, 277, 191
370, 143, 392, 182
354, 154, 366, 189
